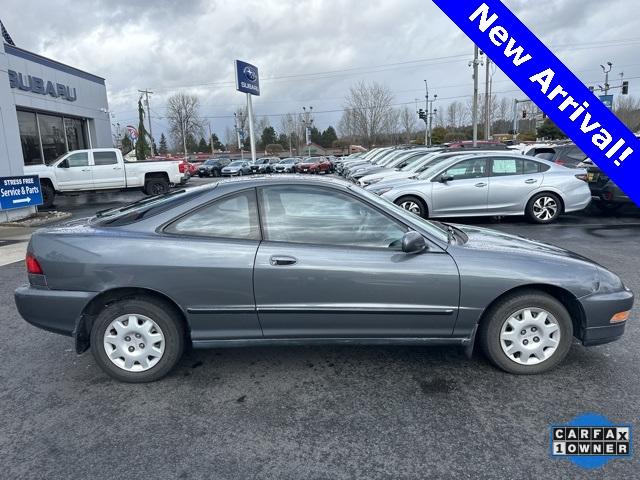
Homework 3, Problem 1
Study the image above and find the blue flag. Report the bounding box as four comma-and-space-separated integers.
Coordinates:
432, 0, 640, 206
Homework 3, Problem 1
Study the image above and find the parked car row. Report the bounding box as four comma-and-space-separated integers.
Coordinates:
335, 146, 592, 224
191, 156, 337, 177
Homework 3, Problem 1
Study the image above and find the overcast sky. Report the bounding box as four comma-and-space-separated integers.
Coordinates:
3, 0, 640, 144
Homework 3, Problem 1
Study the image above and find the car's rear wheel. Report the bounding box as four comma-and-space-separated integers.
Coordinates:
40, 182, 55, 209
144, 178, 170, 196
90, 298, 185, 382
395, 195, 427, 218
526, 192, 562, 223
479, 291, 573, 374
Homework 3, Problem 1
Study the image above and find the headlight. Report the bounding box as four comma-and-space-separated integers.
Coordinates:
363, 177, 382, 186
369, 186, 393, 196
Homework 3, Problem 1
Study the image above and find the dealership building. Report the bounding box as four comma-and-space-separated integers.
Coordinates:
0, 42, 112, 221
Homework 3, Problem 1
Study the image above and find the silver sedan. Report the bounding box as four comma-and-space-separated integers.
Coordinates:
372, 153, 591, 223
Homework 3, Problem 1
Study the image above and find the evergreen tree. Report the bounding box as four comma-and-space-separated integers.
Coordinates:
121, 134, 133, 154
260, 126, 277, 149
198, 137, 208, 152
158, 133, 168, 155
185, 133, 198, 153
310, 126, 322, 145
135, 99, 150, 160
210, 133, 224, 150
321, 126, 338, 148
537, 118, 566, 140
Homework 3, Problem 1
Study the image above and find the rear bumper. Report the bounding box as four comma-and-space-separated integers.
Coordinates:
14, 285, 96, 337
563, 186, 592, 213
578, 288, 634, 346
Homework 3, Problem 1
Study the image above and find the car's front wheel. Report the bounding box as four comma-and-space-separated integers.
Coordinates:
479, 291, 573, 374
394, 195, 427, 218
90, 297, 185, 382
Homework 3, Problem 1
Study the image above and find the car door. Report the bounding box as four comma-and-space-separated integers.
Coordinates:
430, 157, 489, 216
55, 151, 93, 190
253, 184, 460, 338
161, 189, 263, 340
487, 158, 545, 214
90, 150, 126, 189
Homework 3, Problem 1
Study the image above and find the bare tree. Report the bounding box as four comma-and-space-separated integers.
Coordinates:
340, 81, 395, 147
166, 93, 204, 156
398, 106, 417, 143
615, 95, 640, 130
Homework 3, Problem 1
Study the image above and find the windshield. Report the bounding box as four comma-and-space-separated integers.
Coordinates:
204, 159, 217, 165
46, 152, 68, 166
353, 186, 449, 243
416, 156, 458, 179
402, 153, 439, 172
281, 158, 296, 164
229, 161, 244, 167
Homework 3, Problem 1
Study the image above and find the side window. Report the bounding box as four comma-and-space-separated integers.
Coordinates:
523, 160, 541, 174
491, 158, 522, 176
66, 152, 89, 168
164, 191, 260, 240
259, 186, 406, 249
93, 151, 118, 166
443, 158, 488, 180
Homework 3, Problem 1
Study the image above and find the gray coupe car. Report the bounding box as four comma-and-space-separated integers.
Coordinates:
15, 177, 633, 382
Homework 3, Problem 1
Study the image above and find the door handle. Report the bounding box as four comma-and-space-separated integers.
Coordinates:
81, 169, 90, 172
112, 167, 122, 170
474, 182, 487, 187
270, 255, 297, 266
525, 178, 538, 184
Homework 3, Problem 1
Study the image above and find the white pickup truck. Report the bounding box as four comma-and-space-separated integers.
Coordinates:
24, 148, 188, 208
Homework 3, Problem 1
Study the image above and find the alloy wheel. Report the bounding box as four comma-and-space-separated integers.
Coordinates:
532, 196, 558, 221
499, 307, 561, 365
399, 201, 422, 215
103, 314, 165, 372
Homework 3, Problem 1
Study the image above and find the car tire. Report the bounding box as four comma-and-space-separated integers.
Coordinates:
213, 169, 220, 178
478, 290, 573, 375
526, 192, 562, 223
90, 297, 185, 382
144, 178, 170, 196
40, 182, 55, 209
394, 195, 427, 218
198, 173, 203, 178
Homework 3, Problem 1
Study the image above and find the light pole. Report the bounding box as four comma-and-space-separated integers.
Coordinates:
469, 46, 482, 147
302, 106, 314, 157
234, 112, 245, 160
601, 62, 613, 95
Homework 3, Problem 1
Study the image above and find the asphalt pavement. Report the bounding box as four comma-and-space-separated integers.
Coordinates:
1, 177, 639, 479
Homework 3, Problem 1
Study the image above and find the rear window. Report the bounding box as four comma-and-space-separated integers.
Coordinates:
91, 186, 215, 226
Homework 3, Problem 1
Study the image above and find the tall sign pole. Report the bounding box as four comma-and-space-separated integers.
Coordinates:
235, 60, 260, 163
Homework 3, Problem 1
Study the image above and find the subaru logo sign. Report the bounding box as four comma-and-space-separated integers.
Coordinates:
235, 60, 260, 96
243, 66, 257, 82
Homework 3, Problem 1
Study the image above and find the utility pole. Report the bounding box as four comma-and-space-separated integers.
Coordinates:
424, 80, 429, 146
208, 123, 214, 154
138, 89, 154, 155
484, 57, 491, 141
601, 62, 613, 95
234, 112, 245, 160
302, 106, 314, 157
470, 46, 481, 147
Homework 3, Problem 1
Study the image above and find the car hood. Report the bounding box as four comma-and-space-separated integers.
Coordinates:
453, 224, 595, 263
223, 166, 240, 171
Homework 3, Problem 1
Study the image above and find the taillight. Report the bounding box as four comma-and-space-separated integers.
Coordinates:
26, 253, 43, 275
575, 174, 588, 182
178, 162, 187, 173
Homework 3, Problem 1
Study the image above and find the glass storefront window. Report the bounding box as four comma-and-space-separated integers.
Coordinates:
17, 111, 42, 165
64, 117, 87, 151
16, 109, 89, 165
38, 114, 66, 164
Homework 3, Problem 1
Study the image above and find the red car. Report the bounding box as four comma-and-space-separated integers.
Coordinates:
295, 157, 332, 174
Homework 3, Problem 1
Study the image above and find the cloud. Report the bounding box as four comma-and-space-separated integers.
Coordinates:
3, 0, 639, 143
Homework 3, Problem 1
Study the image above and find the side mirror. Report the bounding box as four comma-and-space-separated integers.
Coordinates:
402, 231, 427, 254
439, 174, 454, 183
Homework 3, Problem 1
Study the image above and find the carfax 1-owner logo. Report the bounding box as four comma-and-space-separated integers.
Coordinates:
550, 413, 632, 468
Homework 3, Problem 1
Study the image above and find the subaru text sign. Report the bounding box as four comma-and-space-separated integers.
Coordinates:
235, 60, 260, 96
431, 0, 640, 206
0, 175, 43, 210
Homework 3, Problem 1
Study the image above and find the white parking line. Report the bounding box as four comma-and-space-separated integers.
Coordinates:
0, 241, 28, 267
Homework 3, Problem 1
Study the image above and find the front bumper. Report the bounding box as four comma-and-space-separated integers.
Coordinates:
15, 285, 96, 337
578, 288, 634, 346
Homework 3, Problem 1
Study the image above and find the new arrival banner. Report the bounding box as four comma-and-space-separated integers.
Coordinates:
432, 0, 640, 206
